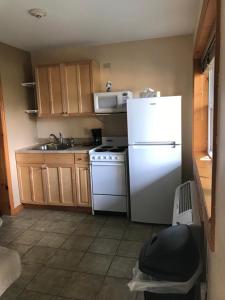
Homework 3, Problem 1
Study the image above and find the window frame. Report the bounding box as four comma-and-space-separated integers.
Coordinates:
193, 0, 220, 251
207, 58, 215, 158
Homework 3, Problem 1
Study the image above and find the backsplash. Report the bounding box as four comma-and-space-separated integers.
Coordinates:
36, 115, 127, 138
37, 137, 94, 146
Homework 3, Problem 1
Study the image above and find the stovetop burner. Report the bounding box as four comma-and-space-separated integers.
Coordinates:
110, 148, 126, 152
101, 146, 113, 149
95, 148, 107, 152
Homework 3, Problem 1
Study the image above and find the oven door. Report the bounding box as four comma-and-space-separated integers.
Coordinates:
91, 162, 126, 196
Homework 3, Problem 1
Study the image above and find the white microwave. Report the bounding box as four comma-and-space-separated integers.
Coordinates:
94, 91, 133, 113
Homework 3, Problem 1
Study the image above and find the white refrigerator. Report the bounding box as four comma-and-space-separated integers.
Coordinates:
127, 96, 182, 224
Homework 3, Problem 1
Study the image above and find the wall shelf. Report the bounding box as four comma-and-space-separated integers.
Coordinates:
21, 82, 36, 87
24, 110, 38, 119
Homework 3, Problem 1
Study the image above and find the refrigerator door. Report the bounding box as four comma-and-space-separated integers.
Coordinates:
127, 96, 181, 145
129, 144, 181, 224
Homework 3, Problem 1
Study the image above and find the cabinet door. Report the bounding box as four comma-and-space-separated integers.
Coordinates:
61, 63, 79, 114
17, 165, 32, 203
48, 65, 64, 115
45, 165, 75, 206
35, 66, 51, 116
17, 164, 45, 204
75, 163, 91, 207
30, 166, 45, 204
59, 166, 75, 205
35, 65, 64, 116
78, 63, 93, 113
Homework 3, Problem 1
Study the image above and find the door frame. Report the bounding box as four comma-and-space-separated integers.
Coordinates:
0, 77, 15, 215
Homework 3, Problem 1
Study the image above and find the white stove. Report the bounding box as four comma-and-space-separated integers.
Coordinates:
89, 137, 128, 215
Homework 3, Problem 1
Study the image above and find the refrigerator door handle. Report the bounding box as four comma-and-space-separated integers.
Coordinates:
133, 141, 177, 146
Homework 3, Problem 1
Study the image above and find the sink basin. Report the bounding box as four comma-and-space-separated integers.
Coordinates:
32, 143, 71, 151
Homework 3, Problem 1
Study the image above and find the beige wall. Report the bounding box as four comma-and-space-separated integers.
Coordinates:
32, 35, 193, 180
36, 114, 127, 138
207, 2, 225, 299
0, 42, 37, 208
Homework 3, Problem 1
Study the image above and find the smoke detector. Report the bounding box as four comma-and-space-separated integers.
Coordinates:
28, 8, 47, 19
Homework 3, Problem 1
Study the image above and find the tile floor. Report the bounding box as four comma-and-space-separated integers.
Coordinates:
0, 208, 166, 300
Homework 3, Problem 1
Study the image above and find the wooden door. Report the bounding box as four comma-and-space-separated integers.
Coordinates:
45, 165, 75, 206
17, 164, 45, 204
78, 62, 93, 113
61, 63, 79, 114
0, 113, 10, 213
35, 66, 51, 116
75, 163, 91, 207
48, 65, 64, 115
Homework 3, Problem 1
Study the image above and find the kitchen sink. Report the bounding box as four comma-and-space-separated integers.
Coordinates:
32, 143, 71, 151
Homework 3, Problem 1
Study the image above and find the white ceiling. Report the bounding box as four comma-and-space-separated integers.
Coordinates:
0, 0, 201, 51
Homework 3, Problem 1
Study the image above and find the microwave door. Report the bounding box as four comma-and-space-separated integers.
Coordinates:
94, 94, 118, 113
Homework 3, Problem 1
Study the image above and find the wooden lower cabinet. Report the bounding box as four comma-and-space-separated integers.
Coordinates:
45, 164, 75, 206
75, 163, 91, 207
17, 164, 45, 204
16, 153, 92, 208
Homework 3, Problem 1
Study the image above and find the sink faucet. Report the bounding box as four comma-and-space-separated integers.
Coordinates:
59, 132, 63, 144
49, 132, 63, 144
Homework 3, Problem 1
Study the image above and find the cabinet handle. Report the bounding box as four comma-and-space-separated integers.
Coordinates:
77, 158, 82, 161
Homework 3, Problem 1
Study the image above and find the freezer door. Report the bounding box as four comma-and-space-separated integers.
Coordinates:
128, 145, 181, 224
127, 96, 181, 144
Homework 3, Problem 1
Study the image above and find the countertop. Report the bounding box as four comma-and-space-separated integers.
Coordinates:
16, 144, 95, 154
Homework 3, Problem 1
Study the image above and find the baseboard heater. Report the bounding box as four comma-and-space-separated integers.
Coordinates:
172, 181, 200, 226
173, 181, 205, 299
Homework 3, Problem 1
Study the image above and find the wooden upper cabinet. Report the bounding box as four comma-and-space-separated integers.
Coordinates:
35, 64, 64, 116
61, 63, 80, 114
35, 66, 51, 116
48, 65, 64, 115
78, 61, 100, 114
78, 62, 92, 113
35, 60, 100, 117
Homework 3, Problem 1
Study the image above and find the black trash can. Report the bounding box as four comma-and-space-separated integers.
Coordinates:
143, 285, 200, 300
138, 224, 201, 300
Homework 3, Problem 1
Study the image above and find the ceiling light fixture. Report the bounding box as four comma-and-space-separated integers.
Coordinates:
28, 8, 47, 19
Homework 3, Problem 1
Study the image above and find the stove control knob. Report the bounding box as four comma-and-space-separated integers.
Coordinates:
109, 156, 112, 160
115, 156, 118, 160
92, 156, 95, 160
98, 156, 101, 159
103, 156, 106, 159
